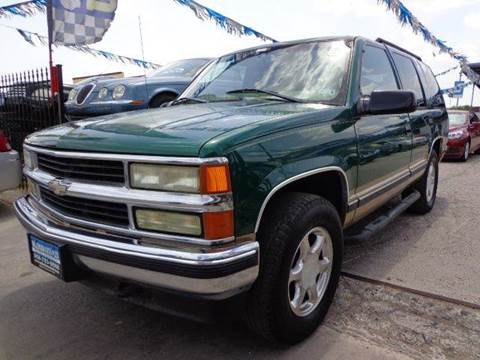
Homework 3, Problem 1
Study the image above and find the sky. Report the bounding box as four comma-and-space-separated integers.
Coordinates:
0, 0, 479, 107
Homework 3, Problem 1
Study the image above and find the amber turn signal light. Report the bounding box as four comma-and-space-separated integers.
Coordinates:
203, 211, 234, 240
129, 100, 145, 105
200, 164, 231, 194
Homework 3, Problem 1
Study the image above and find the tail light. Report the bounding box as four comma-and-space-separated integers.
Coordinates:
0, 130, 11, 152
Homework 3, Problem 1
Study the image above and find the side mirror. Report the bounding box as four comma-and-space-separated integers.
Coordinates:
359, 90, 417, 115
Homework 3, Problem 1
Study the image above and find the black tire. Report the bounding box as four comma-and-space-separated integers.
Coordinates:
461, 141, 470, 162
408, 151, 439, 214
149, 93, 177, 108
245, 192, 343, 344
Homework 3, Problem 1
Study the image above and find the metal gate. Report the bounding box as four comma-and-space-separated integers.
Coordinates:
0, 66, 66, 153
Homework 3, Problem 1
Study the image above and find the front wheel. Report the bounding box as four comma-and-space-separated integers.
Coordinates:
149, 93, 177, 108
245, 193, 343, 344
461, 141, 470, 162
408, 151, 439, 214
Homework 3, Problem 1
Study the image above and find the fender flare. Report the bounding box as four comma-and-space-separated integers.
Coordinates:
254, 166, 350, 233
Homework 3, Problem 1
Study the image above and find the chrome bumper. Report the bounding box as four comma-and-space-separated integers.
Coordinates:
15, 196, 259, 299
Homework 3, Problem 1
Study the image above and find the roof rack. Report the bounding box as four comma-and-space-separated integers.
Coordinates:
376, 38, 422, 61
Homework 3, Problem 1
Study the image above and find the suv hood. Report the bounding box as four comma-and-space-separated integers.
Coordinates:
26, 101, 340, 157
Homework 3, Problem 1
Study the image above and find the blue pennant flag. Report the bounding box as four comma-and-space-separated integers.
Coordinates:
50, 0, 117, 45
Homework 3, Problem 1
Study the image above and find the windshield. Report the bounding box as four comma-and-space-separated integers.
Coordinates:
151, 59, 209, 78
181, 40, 351, 105
449, 113, 467, 126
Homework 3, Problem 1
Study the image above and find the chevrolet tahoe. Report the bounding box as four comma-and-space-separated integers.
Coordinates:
15, 36, 448, 344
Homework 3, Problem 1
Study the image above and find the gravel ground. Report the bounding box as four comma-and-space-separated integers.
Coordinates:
343, 154, 480, 304
328, 278, 480, 360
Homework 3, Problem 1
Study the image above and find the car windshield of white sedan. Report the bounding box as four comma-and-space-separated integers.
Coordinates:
449, 113, 467, 126
152, 59, 208, 78
181, 40, 351, 105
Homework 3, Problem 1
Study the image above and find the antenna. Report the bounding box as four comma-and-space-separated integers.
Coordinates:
138, 15, 149, 104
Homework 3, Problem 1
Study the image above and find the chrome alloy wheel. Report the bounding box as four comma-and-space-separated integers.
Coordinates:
464, 142, 470, 161
288, 227, 333, 317
426, 162, 436, 203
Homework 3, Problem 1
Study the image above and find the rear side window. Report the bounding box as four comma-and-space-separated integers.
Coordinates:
361, 46, 399, 95
417, 61, 441, 100
391, 53, 425, 106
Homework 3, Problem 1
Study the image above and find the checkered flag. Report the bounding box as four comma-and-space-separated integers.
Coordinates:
49, 0, 117, 45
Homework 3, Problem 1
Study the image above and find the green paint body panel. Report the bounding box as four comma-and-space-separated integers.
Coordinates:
25, 37, 449, 238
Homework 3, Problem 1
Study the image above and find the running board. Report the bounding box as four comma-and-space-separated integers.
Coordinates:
345, 190, 420, 242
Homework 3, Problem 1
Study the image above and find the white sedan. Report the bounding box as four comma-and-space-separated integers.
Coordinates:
0, 131, 21, 192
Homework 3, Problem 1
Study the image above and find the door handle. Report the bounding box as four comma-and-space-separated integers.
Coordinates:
404, 121, 412, 134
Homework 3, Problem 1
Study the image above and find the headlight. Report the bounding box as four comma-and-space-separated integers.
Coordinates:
130, 163, 200, 193
130, 163, 231, 194
98, 87, 108, 99
135, 209, 202, 236
23, 149, 33, 170
448, 130, 465, 139
68, 89, 77, 101
112, 85, 126, 99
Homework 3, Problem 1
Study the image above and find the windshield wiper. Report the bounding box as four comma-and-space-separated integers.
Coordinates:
165, 97, 206, 107
226, 88, 305, 103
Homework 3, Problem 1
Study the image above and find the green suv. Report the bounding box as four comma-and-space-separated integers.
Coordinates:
15, 36, 448, 343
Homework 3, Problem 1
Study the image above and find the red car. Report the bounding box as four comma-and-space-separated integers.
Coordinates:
444, 111, 480, 161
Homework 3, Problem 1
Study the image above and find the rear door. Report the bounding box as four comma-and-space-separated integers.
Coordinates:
354, 43, 412, 219
389, 50, 430, 177
415, 60, 448, 156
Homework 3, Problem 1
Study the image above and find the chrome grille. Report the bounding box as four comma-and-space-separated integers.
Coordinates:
40, 187, 129, 227
37, 153, 125, 184
76, 84, 94, 104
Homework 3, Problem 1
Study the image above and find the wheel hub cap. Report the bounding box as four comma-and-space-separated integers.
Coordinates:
426, 162, 436, 203
288, 227, 333, 317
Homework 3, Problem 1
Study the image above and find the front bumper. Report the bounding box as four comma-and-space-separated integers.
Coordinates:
444, 138, 468, 158
15, 196, 259, 299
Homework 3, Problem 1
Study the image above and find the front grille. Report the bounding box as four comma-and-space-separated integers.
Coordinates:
37, 153, 125, 184
76, 84, 94, 104
40, 187, 129, 227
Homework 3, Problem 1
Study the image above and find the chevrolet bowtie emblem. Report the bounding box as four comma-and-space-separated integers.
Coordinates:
47, 178, 70, 196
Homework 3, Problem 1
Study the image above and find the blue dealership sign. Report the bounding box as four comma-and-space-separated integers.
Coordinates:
452, 81, 465, 98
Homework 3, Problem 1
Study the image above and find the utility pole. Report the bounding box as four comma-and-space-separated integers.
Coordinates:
456, 71, 463, 107
471, 82, 476, 108
138, 16, 149, 101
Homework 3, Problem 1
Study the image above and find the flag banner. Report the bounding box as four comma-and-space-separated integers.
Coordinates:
173, 0, 277, 43
8, 25, 161, 69
435, 65, 459, 78
0, 0, 47, 17
0, 0, 46, 18
50, 0, 117, 45
377, 0, 480, 86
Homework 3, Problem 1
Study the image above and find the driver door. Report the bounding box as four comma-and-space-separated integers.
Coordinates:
354, 44, 412, 220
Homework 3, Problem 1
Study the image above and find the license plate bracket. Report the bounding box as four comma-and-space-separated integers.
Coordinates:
28, 235, 84, 282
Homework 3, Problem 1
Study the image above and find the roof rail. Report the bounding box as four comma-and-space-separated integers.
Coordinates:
376, 38, 422, 61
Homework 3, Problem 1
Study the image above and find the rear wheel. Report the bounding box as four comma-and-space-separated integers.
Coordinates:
245, 193, 343, 344
408, 151, 439, 214
149, 93, 177, 108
